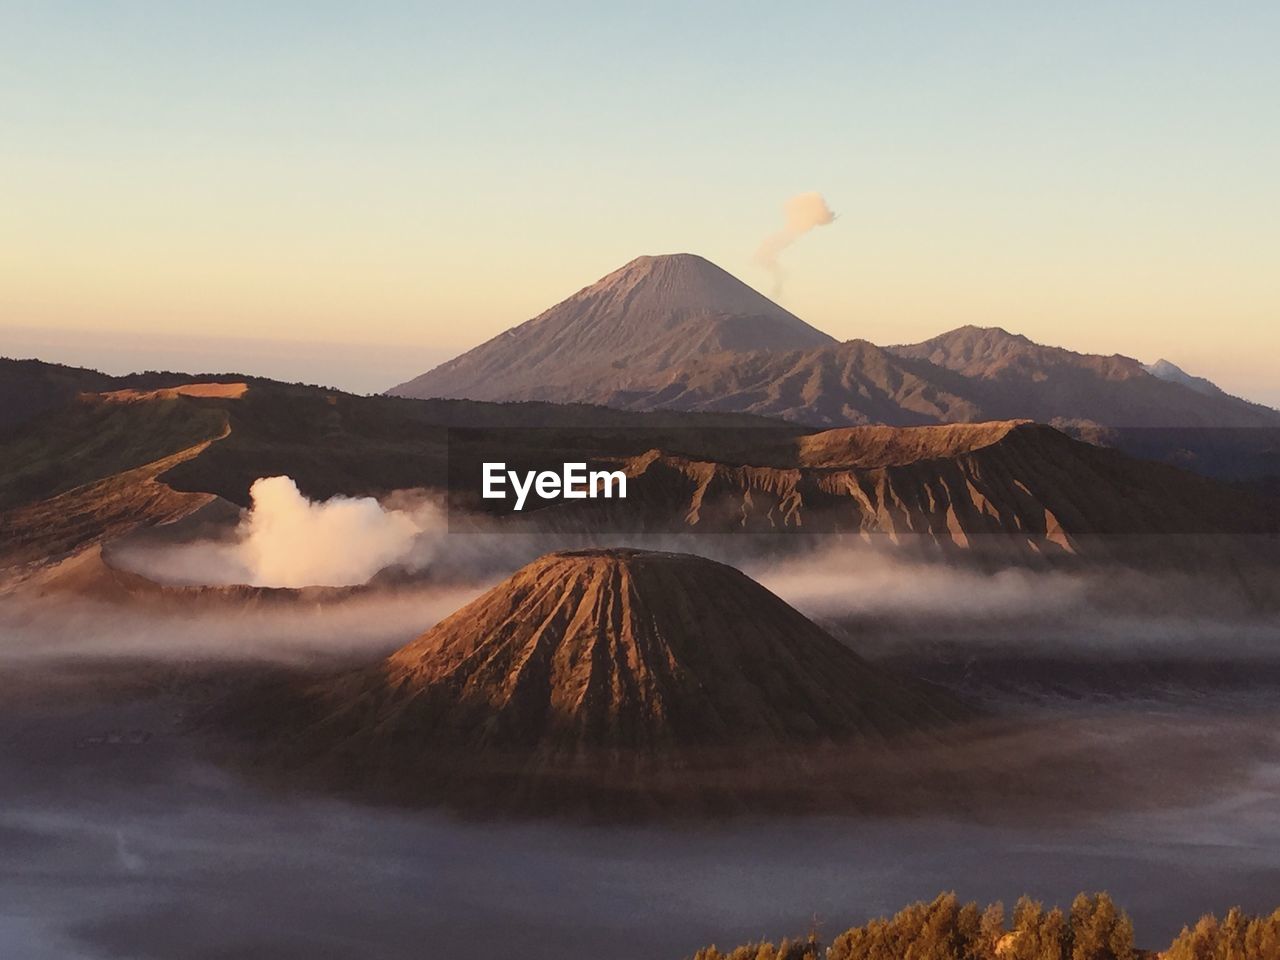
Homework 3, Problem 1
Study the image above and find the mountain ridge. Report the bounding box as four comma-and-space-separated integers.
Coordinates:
3, 372, 1274, 572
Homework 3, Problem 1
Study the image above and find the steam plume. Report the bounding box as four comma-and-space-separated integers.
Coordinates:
755, 191, 836, 294
121, 477, 436, 589
234, 477, 422, 588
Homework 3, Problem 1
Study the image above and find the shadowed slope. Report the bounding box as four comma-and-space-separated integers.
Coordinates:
0, 427, 225, 569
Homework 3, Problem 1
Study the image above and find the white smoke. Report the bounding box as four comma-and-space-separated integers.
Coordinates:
235, 477, 422, 588
755, 191, 836, 294
120, 476, 442, 588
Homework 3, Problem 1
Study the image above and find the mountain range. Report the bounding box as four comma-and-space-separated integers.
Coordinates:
2, 372, 1273, 574
390, 254, 1279, 479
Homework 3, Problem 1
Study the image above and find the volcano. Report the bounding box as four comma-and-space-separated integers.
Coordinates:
388, 253, 835, 403
275, 549, 967, 781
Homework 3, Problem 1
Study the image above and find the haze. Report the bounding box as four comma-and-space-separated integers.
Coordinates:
3, 3, 1278, 405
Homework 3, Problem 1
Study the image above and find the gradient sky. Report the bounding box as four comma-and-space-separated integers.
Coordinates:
2, 1, 1277, 402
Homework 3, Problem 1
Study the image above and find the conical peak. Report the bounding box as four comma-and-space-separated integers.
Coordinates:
543, 547, 682, 559
620, 252, 712, 269
607, 252, 733, 286
284, 547, 973, 781
494, 550, 780, 611
577, 252, 796, 320
386, 252, 835, 400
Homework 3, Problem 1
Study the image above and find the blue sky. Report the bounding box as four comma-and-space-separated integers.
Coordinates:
2, 1, 1277, 401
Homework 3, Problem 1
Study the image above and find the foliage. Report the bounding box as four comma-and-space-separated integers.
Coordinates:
693, 891, 1146, 960
1165, 906, 1280, 960
691, 934, 821, 960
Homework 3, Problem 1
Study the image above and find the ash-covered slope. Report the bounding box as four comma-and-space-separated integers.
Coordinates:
388, 253, 835, 402
284, 550, 966, 762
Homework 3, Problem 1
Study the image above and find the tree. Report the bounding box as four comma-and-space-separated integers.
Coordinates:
692, 892, 1280, 960
1068, 893, 1134, 960
976, 901, 1007, 960
1165, 907, 1280, 960
1166, 914, 1222, 960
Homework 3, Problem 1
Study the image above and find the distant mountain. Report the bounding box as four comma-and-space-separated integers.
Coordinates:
387, 259, 1280, 478
887, 326, 1277, 428
389, 256, 1280, 431
629, 324, 1280, 431
1142, 358, 1227, 398
388, 253, 835, 402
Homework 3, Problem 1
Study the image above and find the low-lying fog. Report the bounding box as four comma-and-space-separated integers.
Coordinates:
11, 534, 1280, 667
1, 712, 1278, 959
3, 482, 1280, 958
0, 584, 488, 666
